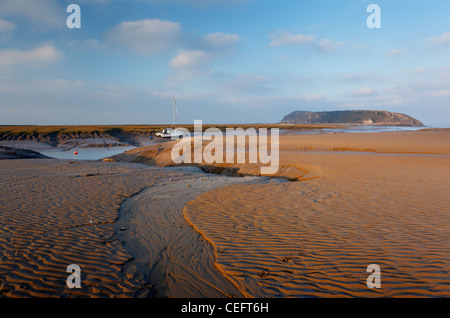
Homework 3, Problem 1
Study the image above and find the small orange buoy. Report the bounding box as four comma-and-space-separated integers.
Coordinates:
73, 151, 78, 155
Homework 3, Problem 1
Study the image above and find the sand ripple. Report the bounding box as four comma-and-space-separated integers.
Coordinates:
114, 174, 264, 298
0, 159, 186, 297
185, 153, 450, 297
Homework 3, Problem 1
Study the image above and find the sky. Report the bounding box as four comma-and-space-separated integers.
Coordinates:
0, 0, 449, 126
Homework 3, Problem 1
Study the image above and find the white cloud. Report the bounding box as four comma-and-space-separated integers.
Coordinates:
429, 88, 450, 97
0, 78, 83, 94
351, 87, 375, 96
106, 19, 182, 55
170, 50, 211, 69
66, 39, 102, 50
175, 0, 250, 6
170, 32, 240, 70
0, 45, 62, 68
220, 74, 273, 95
337, 68, 450, 117
167, 32, 241, 84
427, 32, 450, 46
295, 94, 325, 102
316, 38, 345, 53
105, 20, 241, 82
0, 19, 16, 32
204, 32, 239, 47
75, 0, 111, 3
440, 66, 450, 79
269, 31, 315, 46
413, 67, 429, 74
0, 0, 63, 28
0, 75, 199, 125
338, 72, 384, 83
385, 49, 406, 57
268, 31, 344, 53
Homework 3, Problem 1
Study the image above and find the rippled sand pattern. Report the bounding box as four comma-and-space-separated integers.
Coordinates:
185, 153, 450, 297
0, 159, 185, 297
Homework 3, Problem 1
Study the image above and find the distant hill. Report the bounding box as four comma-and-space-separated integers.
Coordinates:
280, 110, 424, 126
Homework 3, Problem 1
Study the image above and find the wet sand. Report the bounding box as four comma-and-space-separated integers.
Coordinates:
113, 128, 450, 297
0, 159, 190, 297
115, 173, 265, 298
1, 129, 449, 297
0, 159, 266, 297
185, 153, 450, 297
181, 129, 450, 297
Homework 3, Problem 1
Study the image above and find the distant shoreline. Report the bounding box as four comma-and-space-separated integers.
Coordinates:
0, 123, 440, 140
1, 125, 447, 161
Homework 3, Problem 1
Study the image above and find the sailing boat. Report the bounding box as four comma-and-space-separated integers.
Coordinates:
155, 97, 184, 138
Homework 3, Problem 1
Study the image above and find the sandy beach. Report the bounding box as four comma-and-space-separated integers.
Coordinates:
0, 158, 264, 297
0, 128, 449, 297
185, 151, 450, 297
0, 159, 194, 297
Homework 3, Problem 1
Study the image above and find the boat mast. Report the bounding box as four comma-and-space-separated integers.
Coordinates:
172, 97, 176, 129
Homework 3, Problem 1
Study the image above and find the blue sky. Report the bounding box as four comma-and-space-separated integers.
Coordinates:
0, 0, 449, 126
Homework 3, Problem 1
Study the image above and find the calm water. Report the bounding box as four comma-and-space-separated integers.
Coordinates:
37, 125, 443, 161
281, 125, 428, 135
40, 146, 136, 161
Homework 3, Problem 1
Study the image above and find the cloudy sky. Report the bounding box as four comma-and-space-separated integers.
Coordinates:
0, 0, 449, 126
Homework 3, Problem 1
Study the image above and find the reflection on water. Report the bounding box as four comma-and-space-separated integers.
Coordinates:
324, 125, 426, 134
41, 146, 136, 161
281, 125, 427, 135
306, 150, 450, 158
